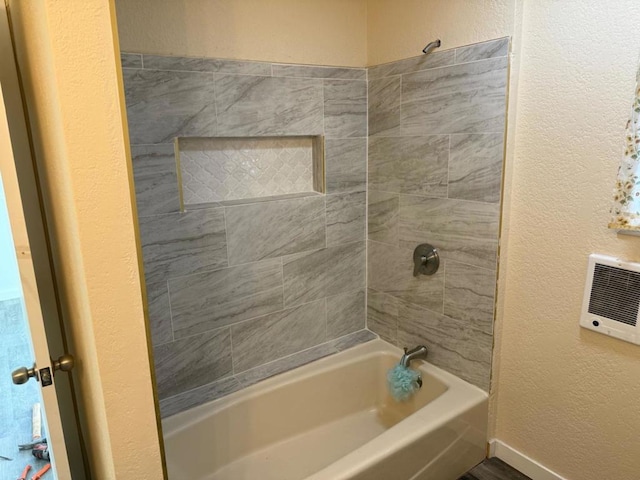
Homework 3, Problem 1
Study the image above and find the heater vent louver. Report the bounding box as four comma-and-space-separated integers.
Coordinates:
581, 254, 640, 345
588, 264, 640, 326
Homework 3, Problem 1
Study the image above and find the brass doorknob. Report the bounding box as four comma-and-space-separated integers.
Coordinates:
52, 354, 74, 373
12, 364, 38, 385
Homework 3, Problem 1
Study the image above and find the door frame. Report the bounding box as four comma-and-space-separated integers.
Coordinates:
0, 3, 88, 478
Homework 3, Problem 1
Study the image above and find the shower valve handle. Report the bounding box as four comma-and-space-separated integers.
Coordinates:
413, 244, 440, 277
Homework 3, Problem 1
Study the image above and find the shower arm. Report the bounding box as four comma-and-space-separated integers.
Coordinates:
422, 39, 441, 55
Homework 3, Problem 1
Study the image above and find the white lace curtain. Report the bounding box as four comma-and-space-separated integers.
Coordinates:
609, 64, 640, 231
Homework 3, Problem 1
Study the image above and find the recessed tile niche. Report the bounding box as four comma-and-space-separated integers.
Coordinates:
176, 135, 325, 208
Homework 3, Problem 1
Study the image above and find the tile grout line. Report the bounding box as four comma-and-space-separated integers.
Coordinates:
442, 259, 448, 317
221, 207, 231, 271
364, 70, 369, 332
324, 297, 328, 341
211, 71, 219, 134
167, 278, 176, 343
229, 327, 235, 375
398, 73, 403, 136
321, 79, 326, 138
446, 134, 451, 200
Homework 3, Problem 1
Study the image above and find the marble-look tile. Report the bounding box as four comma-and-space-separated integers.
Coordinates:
326, 192, 366, 247
401, 57, 508, 135
367, 190, 398, 245
444, 261, 496, 334
236, 342, 337, 387
272, 64, 366, 80
455, 38, 509, 64
368, 136, 448, 196
398, 196, 500, 270
168, 259, 283, 338
326, 290, 366, 339
159, 376, 243, 418
323, 80, 367, 138
283, 241, 366, 307
232, 300, 326, 372
225, 196, 326, 265
396, 300, 492, 391
367, 240, 444, 312
215, 75, 323, 136
146, 281, 173, 346
121, 52, 142, 69
154, 327, 232, 399
330, 329, 378, 351
367, 288, 398, 344
139, 208, 227, 285
449, 134, 504, 203
131, 144, 180, 217
367, 50, 455, 80
368, 76, 401, 137
325, 138, 367, 194
123, 68, 217, 144
142, 55, 272, 75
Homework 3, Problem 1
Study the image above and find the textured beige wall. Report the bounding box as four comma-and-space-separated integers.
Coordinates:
366, 0, 514, 65
115, 0, 368, 67
7, 0, 164, 477
492, 1, 640, 479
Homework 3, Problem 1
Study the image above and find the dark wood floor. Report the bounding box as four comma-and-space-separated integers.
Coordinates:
459, 458, 532, 480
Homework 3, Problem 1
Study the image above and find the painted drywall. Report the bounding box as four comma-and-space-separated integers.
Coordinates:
7, 0, 164, 478
114, 0, 368, 67
366, 0, 514, 66
0, 176, 21, 300
492, 1, 640, 479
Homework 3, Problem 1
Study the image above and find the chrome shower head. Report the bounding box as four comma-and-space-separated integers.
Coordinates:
422, 39, 441, 55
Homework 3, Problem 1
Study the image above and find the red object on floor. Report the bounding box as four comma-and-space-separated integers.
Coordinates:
30, 463, 50, 480
17, 464, 31, 480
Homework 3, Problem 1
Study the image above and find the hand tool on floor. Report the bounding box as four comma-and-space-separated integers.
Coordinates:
30, 463, 50, 480
18, 438, 46, 450
17, 464, 31, 480
0, 454, 12, 460
31, 443, 49, 461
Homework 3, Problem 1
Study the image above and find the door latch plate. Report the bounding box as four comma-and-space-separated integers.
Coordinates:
39, 367, 53, 387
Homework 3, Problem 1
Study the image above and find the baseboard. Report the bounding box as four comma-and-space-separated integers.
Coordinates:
489, 439, 568, 480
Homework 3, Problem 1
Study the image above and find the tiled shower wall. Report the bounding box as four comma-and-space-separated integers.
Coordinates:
121, 54, 372, 417
122, 37, 509, 416
366, 38, 509, 391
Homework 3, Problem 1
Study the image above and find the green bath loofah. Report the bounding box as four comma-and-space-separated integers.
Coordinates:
387, 364, 421, 402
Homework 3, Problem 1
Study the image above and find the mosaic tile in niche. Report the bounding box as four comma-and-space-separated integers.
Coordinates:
179, 137, 315, 204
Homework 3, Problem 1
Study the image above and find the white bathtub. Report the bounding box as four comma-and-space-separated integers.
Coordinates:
162, 339, 488, 480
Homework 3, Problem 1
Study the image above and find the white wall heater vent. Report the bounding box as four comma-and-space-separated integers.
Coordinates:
581, 254, 640, 345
